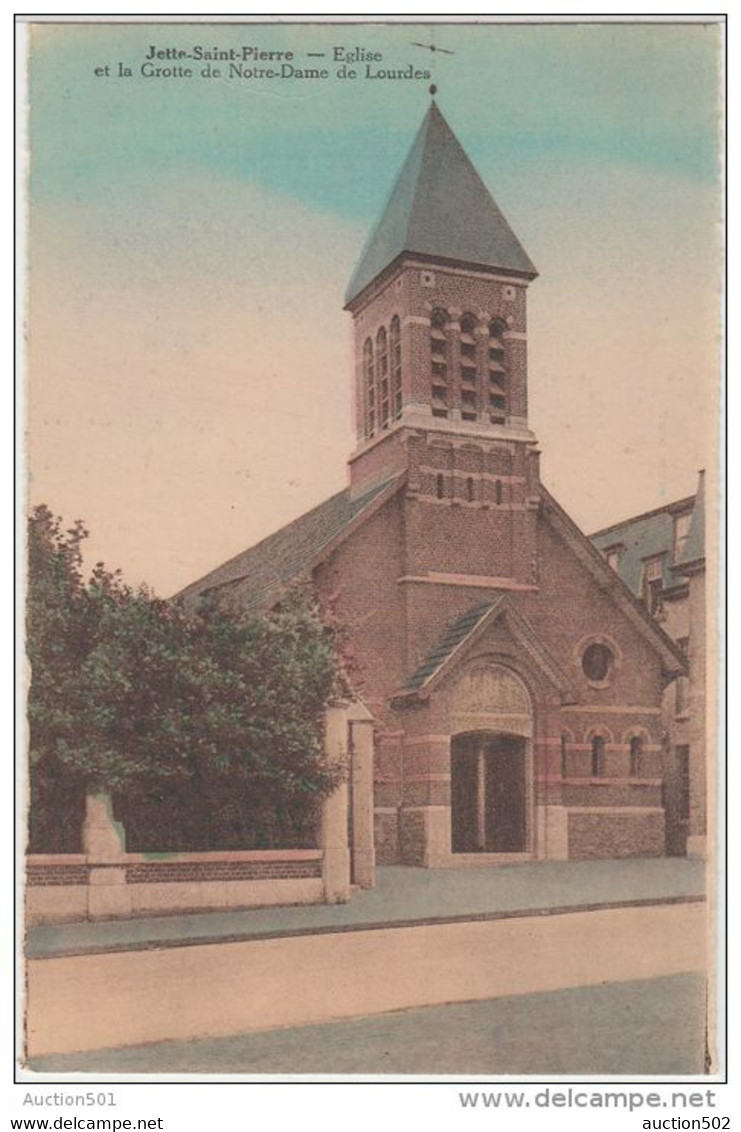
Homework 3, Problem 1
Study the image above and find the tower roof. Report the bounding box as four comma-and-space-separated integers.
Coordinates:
345, 102, 537, 306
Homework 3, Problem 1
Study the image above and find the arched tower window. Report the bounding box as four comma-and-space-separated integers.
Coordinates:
488, 318, 507, 424
377, 327, 390, 429
363, 338, 375, 439
629, 736, 644, 777
459, 312, 479, 421
390, 315, 402, 420
430, 308, 449, 418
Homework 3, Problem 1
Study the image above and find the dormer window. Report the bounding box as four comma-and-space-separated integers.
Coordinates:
642, 555, 665, 615
430, 308, 449, 418
604, 545, 622, 571
674, 510, 692, 561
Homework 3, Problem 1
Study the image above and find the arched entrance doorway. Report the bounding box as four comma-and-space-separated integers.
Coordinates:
442, 662, 534, 856
451, 732, 527, 853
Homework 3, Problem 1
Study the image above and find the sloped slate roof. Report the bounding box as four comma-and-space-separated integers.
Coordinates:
405, 602, 495, 690
540, 486, 687, 675
345, 102, 537, 305
590, 495, 695, 596
176, 477, 399, 613
675, 470, 705, 570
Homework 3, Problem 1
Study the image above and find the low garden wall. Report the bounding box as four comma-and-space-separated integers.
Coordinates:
25, 702, 376, 925
26, 849, 325, 925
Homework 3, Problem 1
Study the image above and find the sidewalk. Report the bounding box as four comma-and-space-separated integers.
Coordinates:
26, 856, 706, 959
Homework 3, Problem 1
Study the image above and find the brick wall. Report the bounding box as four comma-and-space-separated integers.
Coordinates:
568, 811, 665, 859
27, 861, 90, 887
124, 858, 320, 883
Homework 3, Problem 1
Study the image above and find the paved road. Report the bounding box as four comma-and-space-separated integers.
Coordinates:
29, 973, 707, 1076
27, 857, 706, 958
27, 900, 706, 1059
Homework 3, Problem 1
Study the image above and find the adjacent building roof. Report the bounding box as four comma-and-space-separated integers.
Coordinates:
590, 492, 696, 597
674, 470, 706, 572
345, 102, 537, 306
175, 475, 403, 614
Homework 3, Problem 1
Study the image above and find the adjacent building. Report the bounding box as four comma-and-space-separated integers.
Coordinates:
591, 473, 707, 857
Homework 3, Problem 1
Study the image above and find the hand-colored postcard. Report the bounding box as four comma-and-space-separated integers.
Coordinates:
19, 16, 724, 1081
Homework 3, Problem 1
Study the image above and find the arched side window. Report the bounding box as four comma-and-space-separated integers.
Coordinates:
459, 312, 479, 421
591, 734, 606, 778
488, 318, 507, 424
377, 326, 390, 430
561, 734, 569, 778
363, 338, 375, 439
629, 736, 643, 777
430, 308, 449, 418
390, 315, 402, 420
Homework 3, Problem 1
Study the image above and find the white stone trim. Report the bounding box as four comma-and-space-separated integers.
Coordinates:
406, 494, 529, 512
403, 735, 451, 747
403, 258, 532, 288
567, 806, 665, 815
397, 573, 538, 592
561, 705, 662, 716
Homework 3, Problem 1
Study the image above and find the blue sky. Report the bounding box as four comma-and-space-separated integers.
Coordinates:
26, 20, 723, 593
30, 22, 719, 212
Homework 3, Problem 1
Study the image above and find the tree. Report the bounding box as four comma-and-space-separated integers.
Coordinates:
26, 507, 344, 852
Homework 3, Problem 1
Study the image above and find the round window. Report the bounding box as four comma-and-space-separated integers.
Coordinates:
582, 643, 613, 683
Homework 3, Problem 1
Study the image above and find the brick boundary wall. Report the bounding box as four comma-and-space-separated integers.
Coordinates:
27, 850, 322, 886
124, 860, 321, 883
25, 849, 328, 924
27, 864, 91, 887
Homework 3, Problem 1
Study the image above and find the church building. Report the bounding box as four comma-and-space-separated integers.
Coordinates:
179, 102, 689, 868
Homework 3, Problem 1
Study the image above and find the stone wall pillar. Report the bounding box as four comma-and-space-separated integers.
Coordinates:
321, 705, 351, 903
82, 791, 131, 920
82, 792, 125, 857
348, 706, 376, 888
535, 804, 569, 860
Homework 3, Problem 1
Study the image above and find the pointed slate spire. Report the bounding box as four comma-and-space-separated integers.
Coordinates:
345, 102, 537, 305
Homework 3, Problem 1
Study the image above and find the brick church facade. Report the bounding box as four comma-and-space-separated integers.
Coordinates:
180, 103, 689, 867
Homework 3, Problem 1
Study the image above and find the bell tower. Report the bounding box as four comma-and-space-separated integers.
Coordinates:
344, 101, 539, 500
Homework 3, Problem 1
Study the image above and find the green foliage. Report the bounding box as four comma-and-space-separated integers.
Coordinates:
27, 507, 343, 851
